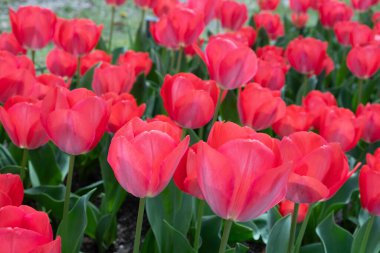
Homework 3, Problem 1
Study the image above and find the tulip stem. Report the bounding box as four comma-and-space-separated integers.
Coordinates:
62, 155, 75, 226
294, 204, 313, 253
358, 78, 363, 107
133, 197, 146, 253
176, 47, 183, 73
360, 215, 375, 253
211, 91, 224, 125
20, 149, 29, 181
218, 219, 233, 253
108, 6, 116, 52
31, 50, 36, 65
287, 203, 299, 253
76, 57, 81, 88
194, 200, 205, 251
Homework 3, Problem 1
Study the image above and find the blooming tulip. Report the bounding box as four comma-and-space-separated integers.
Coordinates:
290, 0, 311, 13
0, 174, 24, 208
92, 63, 136, 96
196, 121, 291, 221
46, 47, 77, 78
351, 0, 377, 11
80, 50, 112, 75
302, 90, 337, 128
0, 32, 26, 55
216, 0, 248, 31
360, 149, 380, 215
279, 200, 309, 222
356, 103, 380, 143
346, 45, 380, 79
272, 105, 313, 137
134, 0, 156, 8
253, 12, 284, 40
253, 59, 286, 90
319, 1, 353, 29
334, 21, 360, 46
161, 73, 220, 129
9, 6, 56, 50
0, 205, 61, 253
102, 92, 146, 133
258, 0, 280, 10
106, 0, 126, 5
150, 6, 204, 49
291, 13, 309, 28
107, 117, 189, 197
41, 87, 109, 155
280, 131, 357, 203
349, 24, 373, 47
147, 114, 183, 138
117, 50, 153, 76
238, 83, 286, 130
54, 18, 103, 56
195, 37, 258, 90
153, 0, 179, 17
187, 0, 219, 24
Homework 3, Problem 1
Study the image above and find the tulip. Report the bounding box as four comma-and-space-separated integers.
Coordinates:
216, 0, 248, 31
106, 0, 126, 5
280, 131, 358, 203
117, 50, 153, 76
291, 12, 309, 28
286, 36, 329, 76
257, 45, 289, 72
36, 74, 70, 98
319, 1, 353, 29
334, 21, 359, 46
319, 106, 362, 151
349, 24, 373, 47
102, 92, 146, 133
314, 54, 334, 76
373, 11, 380, 24
80, 50, 112, 75
258, 0, 280, 10
290, 0, 311, 13
0, 205, 61, 253
46, 47, 77, 78
238, 83, 286, 130
92, 63, 136, 96
54, 18, 103, 57
253, 12, 284, 40
153, 0, 179, 17
146, 114, 183, 138
302, 90, 337, 128
253, 59, 286, 90
195, 37, 258, 90
356, 103, 380, 143
272, 105, 313, 137
161, 73, 220, 129
346, 44, 380, 79
134, 0, 156, 8
0, 32, 26, 55
0, 173, 24, 208
279, 200, 309, 222
9, 6, 56, 50
360, 149, 380, 216
186, 0, 219, 24
150, 6, 204, 49
351, 0, 377, 11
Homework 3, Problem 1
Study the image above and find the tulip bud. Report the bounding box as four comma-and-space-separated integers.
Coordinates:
216, 0, 248, 31
46, 47, 77, 78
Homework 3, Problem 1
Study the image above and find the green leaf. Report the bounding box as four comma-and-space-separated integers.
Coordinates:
95, 214, 117, 250
80, 64, 99, 90
141, 229, 160, 253
85, 202, 100, 239
234, 243, 249, 253
220, 90, 240, 123
316, 212, 353, 253
351, 215, 380, 253
199, 215, 222, 253
229, 222, 255, 243
301, 243, 324, 253
0, 144, 16, 168
266, 215, 291, 253
162, 220, 195, 253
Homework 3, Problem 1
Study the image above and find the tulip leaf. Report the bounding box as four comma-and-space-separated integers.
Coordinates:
0, 144, 17, 168
301, 243, 324, 253
95, 214, 118, 250
141, 229, 160, 253
351, 215, 380, 253
266, 215, 291, 253
199, 215, 222, 253
229, 222, 257, 243
220, 90, 240, 123
316, 212, 353, 253
80, 64, 98, 90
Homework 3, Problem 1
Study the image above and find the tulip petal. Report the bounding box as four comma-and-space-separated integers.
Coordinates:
286, 173, 329, 203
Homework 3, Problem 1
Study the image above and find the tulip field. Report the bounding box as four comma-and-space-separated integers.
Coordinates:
1, 0, 380, 252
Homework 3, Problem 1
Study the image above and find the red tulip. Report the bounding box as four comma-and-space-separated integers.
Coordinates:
150, 6, 204, 49
334, 21, 359, 46
195, 37, 258, 90
196, 121, 291, 221
186, 0, 219, 24
253, 59, 286, 90
36, 74, 70, 99
0, 32, 26, 55
92, 63, 136, 96
134, 0, 156, 8
253, 12, 284, 40
360, 149, 380, 215
80, 50, 112, 75
184, 39, 204, 56
161, 73, 220, 129
314, 54, 335, 76
46, 47, 77, 78
106, 0, 126, 5
0, 174, 23, 208
373, 23, 380, 45
102, 92, 146, 133
41, 87, 109, 155
117, 50, 153, 76
107, 117, 189, 197
54, 18, 103, 57
373, 11, 380, 24
291, 13, 309, 28
146, 114, 183, 137
153, 0, 179, 17
286, 36, 329, 75
9, 6, 56, 50
302, 90, 337, 128
0, 205, 61, 253
238, 83, 286, 130
349, 24, 373, 47
346, 45, 380, 79
258, 0, 280, 10
290, 0, 311, 13
319, 106, 362, 151
216, 0, 248, 31
279, 200, 309, 222
257, 45, 289, 72
280, 131, 357, 203
351, 0, 377, 11
319, 1, 353, 29
272, 105, 313, 137
356, 103, 380, 143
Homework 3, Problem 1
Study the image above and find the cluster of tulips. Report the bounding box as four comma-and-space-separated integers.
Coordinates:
0, 0, 380, 252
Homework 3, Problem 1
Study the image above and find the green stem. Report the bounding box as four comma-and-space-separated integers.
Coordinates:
211, 90, 224, 126
359, 215, 375, 253
194, 200, 205, 251
198, 127, 204, 140
20, 149, 29, 181
62, 155, 75, 226
218, 220, 233, 253
294, 205, 313, 253
133, 198, 146, 253
187, 128, 201, 142
76, 57, 81, 88
181, 128, 187, 139
31, 50, 36, 65
287, 203, 299, 253
108, 6, 116, 52
358, 78, 363, 106
176, 47, 183, 73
